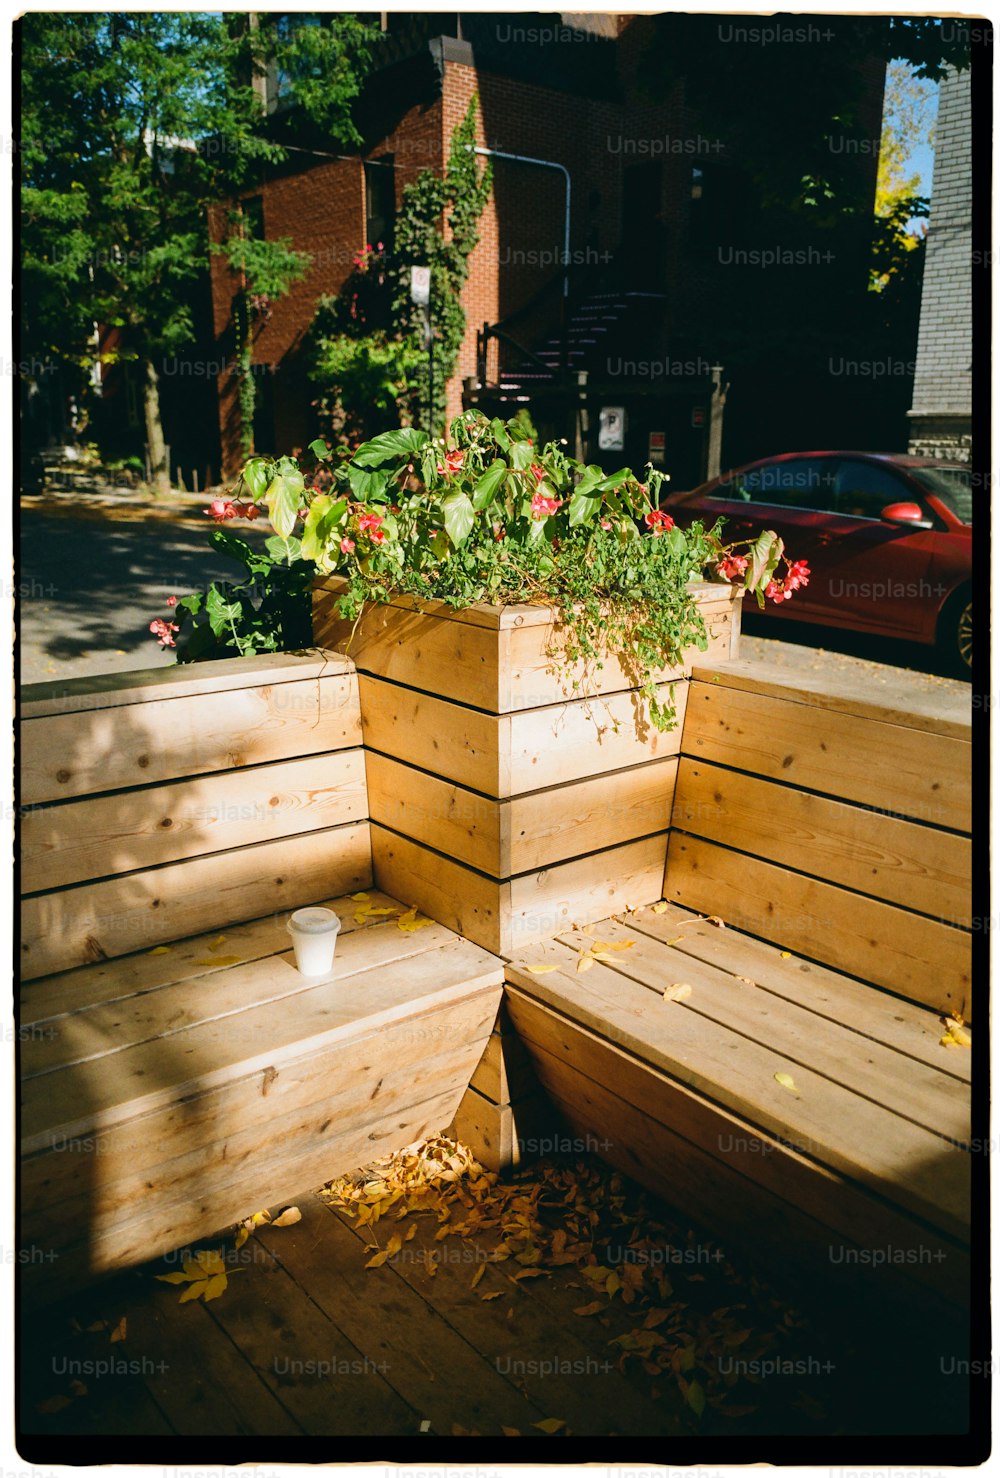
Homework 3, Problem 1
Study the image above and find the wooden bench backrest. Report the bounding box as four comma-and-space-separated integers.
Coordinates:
20, 653, 371, 980
665, 660, 972, 1019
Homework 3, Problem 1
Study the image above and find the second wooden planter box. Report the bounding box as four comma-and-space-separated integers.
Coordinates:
313, 578, 742, 956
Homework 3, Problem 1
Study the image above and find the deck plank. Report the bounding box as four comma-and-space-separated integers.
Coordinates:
627, 905, 971, 1082
505, 942, 969, 1240
257, 1194, 550, 1434
551, 917, 969, 1144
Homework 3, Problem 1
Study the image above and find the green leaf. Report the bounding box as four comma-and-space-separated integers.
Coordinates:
490, 418, 511, 452
265, 534, 302, 564
472, 459, 507, 510
510, 440, 535, 471
242, 458, 271, 503
686, 1379, 706, 1419
265, 466, 305, 541
568, 492, 601, 528
301, 495, 347, 563
348, 464, 390, 502
441, 490, 475, 548
308, 437, 331, 461
574, 464, 606, 497
353, 428, 429, 467
206, 586, 243, 638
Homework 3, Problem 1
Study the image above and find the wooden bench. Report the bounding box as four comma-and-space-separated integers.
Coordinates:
501, 660, 973, 1312
19, 654, 503, 1302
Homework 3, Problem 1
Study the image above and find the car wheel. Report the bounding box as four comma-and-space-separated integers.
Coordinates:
939, 590, 972, 676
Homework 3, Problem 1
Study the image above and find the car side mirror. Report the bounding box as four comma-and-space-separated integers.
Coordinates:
880, 501, 933, 529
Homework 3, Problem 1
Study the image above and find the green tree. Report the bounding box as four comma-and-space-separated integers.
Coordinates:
870, 61, 936, 291
19, 11, 379, 490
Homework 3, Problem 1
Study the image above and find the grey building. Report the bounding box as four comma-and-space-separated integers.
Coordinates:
907, 64, 972, 462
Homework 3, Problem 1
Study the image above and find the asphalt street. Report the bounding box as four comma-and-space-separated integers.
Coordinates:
18, 496, 971, 706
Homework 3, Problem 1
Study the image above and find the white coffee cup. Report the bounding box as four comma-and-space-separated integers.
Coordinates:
286, 907, 342, 977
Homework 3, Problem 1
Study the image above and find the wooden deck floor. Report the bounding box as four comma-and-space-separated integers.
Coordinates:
20, 1138, 972, 1447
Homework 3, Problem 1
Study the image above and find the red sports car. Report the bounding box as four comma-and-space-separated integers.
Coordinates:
664, 451, 973, 672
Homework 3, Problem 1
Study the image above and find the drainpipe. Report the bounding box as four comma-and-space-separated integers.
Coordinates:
469, 145, 572, 383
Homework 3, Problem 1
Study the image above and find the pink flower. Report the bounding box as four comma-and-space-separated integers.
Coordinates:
717, 554, 748, 581
357, 512, 385, 543
530, 491, 563, 520
600, 517, 613, 531
165, 595, 177, 607
493, 524, 506, 541
436, 448, 465, 476
149, 618, 179, 648
644, 509, 674, 535
340, 537, 356, 554
204, 498, 237, 521
530, 463, 546, 483
244, 503, 260, 520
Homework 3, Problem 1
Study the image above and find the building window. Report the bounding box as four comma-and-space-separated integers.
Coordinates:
365, 157, 395, 252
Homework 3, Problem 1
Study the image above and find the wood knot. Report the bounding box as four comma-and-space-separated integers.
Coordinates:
261, 1066, 278, 1096
137, 755, 150, 768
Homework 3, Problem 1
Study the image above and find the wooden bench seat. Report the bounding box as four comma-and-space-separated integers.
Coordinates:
504, 901, 971, 1308
21, 889, 503, 1303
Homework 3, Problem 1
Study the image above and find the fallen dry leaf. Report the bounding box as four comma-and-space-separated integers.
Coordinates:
707, 916, 726, 929
481, 1290, 504, 1301
109, 1317, 126, 1344
523, 964, 559, 975
774, 1072, 799, 1094
533, 1417, 568, 1434
574, 1300, 604, 1317
651, 901, 670, 914
663, 983, 693, 1003
351, 892, 370, 901
193, 955, 242, 967
779, 951, 792, 959
147, 946, 172, 955
576, 954, 595, 973
37, 1395, 73, 1413
272, 1206, 302, 1227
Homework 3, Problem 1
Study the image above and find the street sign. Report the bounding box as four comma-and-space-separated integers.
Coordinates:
691, 406, 707, 429
598, 405, 626, 452
647, 430, 665, 465
410, 265, 431, 306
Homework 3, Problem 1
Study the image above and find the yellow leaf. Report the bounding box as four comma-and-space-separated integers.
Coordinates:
774, 1072, 799, 1094
194, 1248, 225, 1275
250, 1209, 271, 1227
663, 983, 692, 1002
481, 1290, 504, 1301
779, 950, 791, 959
155, 1271, 191, 1285
533, 1417, 567, 1434
601, 940, 635, 952
940, 1022, 971, 1048
351, 892, 370, 901
386, 1233, 403, 1257
651, 901, 670, 914
364, 906, 398, 917
399, 917, 434, 932
193, 955, 242, 967
523, 964, 559, 974
501, 1426, 521, 1436
590, 951, 616, 962
404, 1222, 417, 1241
201, 1272, 228, 1303
470, 1263, 486, 1289
85, 1320, 108, 1333
37, 1395, 73, 1414
513, 1268, 547, 1281
272, 1206, 302, 1227
606, 1271, 621, 1296
234, 1225, 249, 1250
365, 1250, 389, 1269
208, 935, 227, 950
68, 1379, 88, 1398
109, 1317, 126, 1344
576, 954, 595, 973
707, 915, 726, 928
574, 1300, 604, 1316
179, 1280, 208, 1303
148, 946, 172, 955
398, 905, 417, 923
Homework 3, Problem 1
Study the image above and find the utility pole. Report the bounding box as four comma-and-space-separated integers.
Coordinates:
707, 364, 728, 482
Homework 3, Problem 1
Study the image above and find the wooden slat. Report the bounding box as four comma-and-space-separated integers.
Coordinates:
27, 1016, 493, 1252
503, 943, 970, 1239
665, 833, 972, 1019
507, 680, 685, 795
627, 904, 972, 1083
22, 749, 368, 893
691, 657, 972, 740
366, 750, 675, 878
20, 650, 354, 718
370, 824, 504, 955
23, 671, 362, 804
18, 887, 401, 1026
358, 675, 501, 794
22, 917, 464, 1077
672, 757, 971, 921
20, 822, 373, 981
506, 992, 968, 1304
550, 917, 970, 1144
682, 681, 971, 832
22, 986, 500, 1217
506, 760, 676, 874
365, 751, 501, 875
506, 833, 667, 954
21, 933, 501, 1149
26, 1083, 467, 1305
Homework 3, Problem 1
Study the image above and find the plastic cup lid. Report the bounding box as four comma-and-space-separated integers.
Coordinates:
288, 907, 341, 934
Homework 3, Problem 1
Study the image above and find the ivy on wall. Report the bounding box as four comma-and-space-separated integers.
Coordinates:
308, 96, 492, 443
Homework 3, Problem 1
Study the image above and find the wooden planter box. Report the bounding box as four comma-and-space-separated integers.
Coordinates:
314, 579, 742, 955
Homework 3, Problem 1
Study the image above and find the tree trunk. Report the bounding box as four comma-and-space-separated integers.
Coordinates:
142, 358, 171, 495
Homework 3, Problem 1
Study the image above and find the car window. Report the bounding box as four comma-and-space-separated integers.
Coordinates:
834, 459, 911, 519
707, 458, 838, 510
909, 466, 973, 524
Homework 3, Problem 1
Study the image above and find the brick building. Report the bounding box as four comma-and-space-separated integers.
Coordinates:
205, 13, 886, 486
907, 64, 973, 462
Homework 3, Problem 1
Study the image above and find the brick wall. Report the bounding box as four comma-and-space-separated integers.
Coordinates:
908, 64, 972, 460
